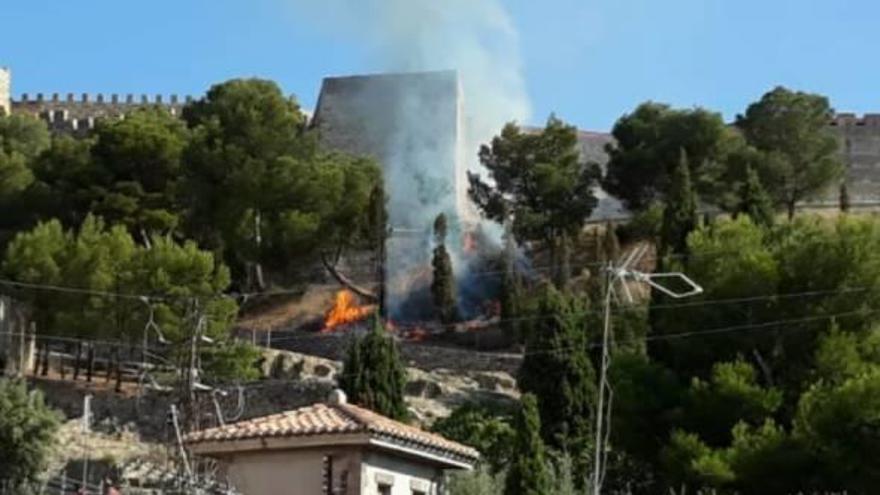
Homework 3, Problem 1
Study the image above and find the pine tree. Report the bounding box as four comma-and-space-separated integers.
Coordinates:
339, 316, 409, 421
660, 150, 698, 256
0, 379, 62, 492
518, 285, 596, 472
736, 166, 775, 228
839, 182, 851, 213
431, 213, 458, 323
504, 394, 551, 495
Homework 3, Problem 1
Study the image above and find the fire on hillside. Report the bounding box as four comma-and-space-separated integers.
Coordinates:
323, 290, 375, 331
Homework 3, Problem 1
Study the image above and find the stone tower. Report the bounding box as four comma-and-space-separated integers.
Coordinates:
0, 67, 10, 116
311, 71, 464, 319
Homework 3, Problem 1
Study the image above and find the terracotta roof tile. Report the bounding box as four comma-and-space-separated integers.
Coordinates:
184, 402, 479, 461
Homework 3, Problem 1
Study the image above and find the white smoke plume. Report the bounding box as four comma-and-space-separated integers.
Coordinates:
289, 0, 532, 318
291, 0, 531, 174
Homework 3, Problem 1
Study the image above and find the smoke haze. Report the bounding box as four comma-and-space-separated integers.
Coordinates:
290, 0, 532, 319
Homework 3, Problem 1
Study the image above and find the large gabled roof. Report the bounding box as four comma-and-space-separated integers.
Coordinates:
184, 400, 479, 465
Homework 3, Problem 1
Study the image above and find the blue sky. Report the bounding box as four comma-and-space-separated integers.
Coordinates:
3, 0, 880, 130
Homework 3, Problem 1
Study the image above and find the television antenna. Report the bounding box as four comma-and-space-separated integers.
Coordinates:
591, 244, 702, 495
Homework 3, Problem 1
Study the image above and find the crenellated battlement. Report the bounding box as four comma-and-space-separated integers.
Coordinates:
830, 113, 880, 127
10, 91, 192, 136
12, 92, 193, 106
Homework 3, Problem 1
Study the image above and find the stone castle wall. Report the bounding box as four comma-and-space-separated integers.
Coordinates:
828, 113, 880, 203
4, 65, 880, 206
11, 92, 188, 136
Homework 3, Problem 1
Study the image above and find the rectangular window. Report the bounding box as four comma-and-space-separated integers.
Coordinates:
378, 484, 392, 495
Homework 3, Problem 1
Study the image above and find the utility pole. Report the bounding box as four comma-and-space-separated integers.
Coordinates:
81, 394, 92, 492
170, 404, 193, 483
591, 246, 702, 495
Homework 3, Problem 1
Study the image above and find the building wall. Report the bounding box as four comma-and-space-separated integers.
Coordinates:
0, 67, 10, 116
220, 447, 363, 495
360, 450, 445, 495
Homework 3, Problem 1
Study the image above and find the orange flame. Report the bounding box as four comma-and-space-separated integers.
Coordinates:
324, 290, 374, 331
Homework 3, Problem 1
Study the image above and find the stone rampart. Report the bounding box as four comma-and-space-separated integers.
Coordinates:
10, 92, 189, 136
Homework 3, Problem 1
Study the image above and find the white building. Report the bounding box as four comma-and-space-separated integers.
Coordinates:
184, 390, 478, 495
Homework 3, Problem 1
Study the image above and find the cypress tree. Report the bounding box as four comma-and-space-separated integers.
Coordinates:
518, 285, 596, 471
660, 150, 698, 257
500, 225, 523, 344
338, 316, 409, 421
736, 166, 775, 228
431, 213, 458, 323
504, 394, 551, 495
839, 182, 851, 213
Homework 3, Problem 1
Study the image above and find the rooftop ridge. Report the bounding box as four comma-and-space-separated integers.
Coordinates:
184, 400, 479, 460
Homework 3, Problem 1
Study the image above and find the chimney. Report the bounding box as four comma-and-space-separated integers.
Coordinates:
327, 389, 348, 405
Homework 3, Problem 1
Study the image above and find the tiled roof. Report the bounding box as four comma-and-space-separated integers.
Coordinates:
184, 402, 479, 461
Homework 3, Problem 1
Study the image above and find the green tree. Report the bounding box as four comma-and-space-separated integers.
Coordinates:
518, 285, 595, 465
25, 135, 96, 229
0, 114, 50, 199
1, 219, 70, 340
431, 213, 457, 323
659, 152, 698, 257
0, 379, 62, 492
0, 114, 51, 243
794, 369, 880, 492
603, 102, 729, 211
652, 216, 779, 378
447, 467, 504, 495
813, 325, 879, 385
126, 234, 238, 346
684, 360, 782, 447
504, 394, 551, 495
89, 108, 188, 237
736, 87, 842, 219
469, 116, 599, 286
338, 316, 409, 421
431, 402, 516, 473
839, 182, 851, 213
182, 78, 381, 286
499, 225, 524, 344
201, 341, 263, 383
735, 166, 775, 228
610, 353, 684, 467
2, 216, 247, 383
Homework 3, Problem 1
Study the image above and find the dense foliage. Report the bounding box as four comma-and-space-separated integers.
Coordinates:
431, 213, 458, 323
0, 77, 382, 390
338, 316, 409, 421
604, 87, 841, 224
504, 394, 551, 495
0, 379, 61, 493
468, 116, 600, 286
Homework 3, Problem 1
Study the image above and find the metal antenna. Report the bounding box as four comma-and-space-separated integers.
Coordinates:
591, 244, 703, 495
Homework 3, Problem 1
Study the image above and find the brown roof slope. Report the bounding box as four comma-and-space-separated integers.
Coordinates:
184, 402, 479, 461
